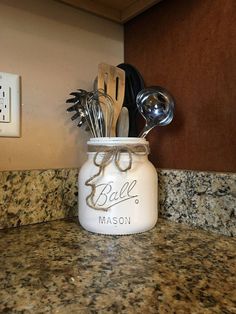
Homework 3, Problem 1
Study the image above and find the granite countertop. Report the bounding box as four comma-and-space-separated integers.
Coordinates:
0, 219, 235, 314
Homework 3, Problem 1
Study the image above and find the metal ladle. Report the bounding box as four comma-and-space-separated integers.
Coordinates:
137, 86, 174, 138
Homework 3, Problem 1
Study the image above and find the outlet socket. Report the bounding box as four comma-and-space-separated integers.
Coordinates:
0, 85, 10, 122
0, 72, 20, 137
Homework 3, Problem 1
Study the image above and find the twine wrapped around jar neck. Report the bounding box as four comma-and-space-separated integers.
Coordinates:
85, 143, 150, 211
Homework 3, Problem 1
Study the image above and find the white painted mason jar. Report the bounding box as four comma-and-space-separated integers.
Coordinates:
78, 137, 158, 235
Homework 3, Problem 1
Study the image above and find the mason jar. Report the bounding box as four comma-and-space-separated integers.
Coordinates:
78, 137, 158, 235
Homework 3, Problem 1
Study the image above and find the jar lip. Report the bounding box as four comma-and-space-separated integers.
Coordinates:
87, 137, 148, 145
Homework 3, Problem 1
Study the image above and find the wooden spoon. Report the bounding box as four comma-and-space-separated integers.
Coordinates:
116, 107, 129, 137
98, 63, 125, 137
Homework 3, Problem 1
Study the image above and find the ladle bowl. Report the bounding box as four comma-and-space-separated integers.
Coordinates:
137, 86, 174, 137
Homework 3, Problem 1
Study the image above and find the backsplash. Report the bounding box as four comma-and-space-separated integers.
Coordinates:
0, 168, 235, 236
158, 170, 236, 237
0, 169, 78, 229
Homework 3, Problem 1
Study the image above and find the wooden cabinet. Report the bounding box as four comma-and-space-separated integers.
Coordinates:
58, 0, 161, 23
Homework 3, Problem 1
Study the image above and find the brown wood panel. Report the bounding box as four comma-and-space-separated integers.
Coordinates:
125, 0, 236, 172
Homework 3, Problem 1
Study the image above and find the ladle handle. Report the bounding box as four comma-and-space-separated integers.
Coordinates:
139, 123, 155, 138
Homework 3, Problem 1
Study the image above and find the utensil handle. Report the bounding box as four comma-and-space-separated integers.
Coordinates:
139, 123, 155, 138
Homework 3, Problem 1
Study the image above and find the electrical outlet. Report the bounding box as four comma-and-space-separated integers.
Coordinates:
0, 85, 10, 122
0, 72, 20, 137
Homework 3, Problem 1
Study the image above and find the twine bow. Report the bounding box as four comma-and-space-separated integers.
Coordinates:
85, 144, 149, 211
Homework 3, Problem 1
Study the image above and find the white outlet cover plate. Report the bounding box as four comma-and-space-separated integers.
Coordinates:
0, 72, 21, 137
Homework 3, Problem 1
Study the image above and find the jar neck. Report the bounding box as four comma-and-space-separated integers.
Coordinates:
86, 138, 150, 163
87, 152, 148, 163
87, 137, 148, 146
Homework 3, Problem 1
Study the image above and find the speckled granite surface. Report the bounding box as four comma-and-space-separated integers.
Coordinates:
0, 168, 235, 236
0, 169, 78, 229
0, 218, 235, 313
158, 170, 236, 237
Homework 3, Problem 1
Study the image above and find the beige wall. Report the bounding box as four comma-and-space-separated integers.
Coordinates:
0, 0, 124, 171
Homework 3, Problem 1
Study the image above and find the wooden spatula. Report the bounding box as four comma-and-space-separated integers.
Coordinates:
98, 63, 125, 137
